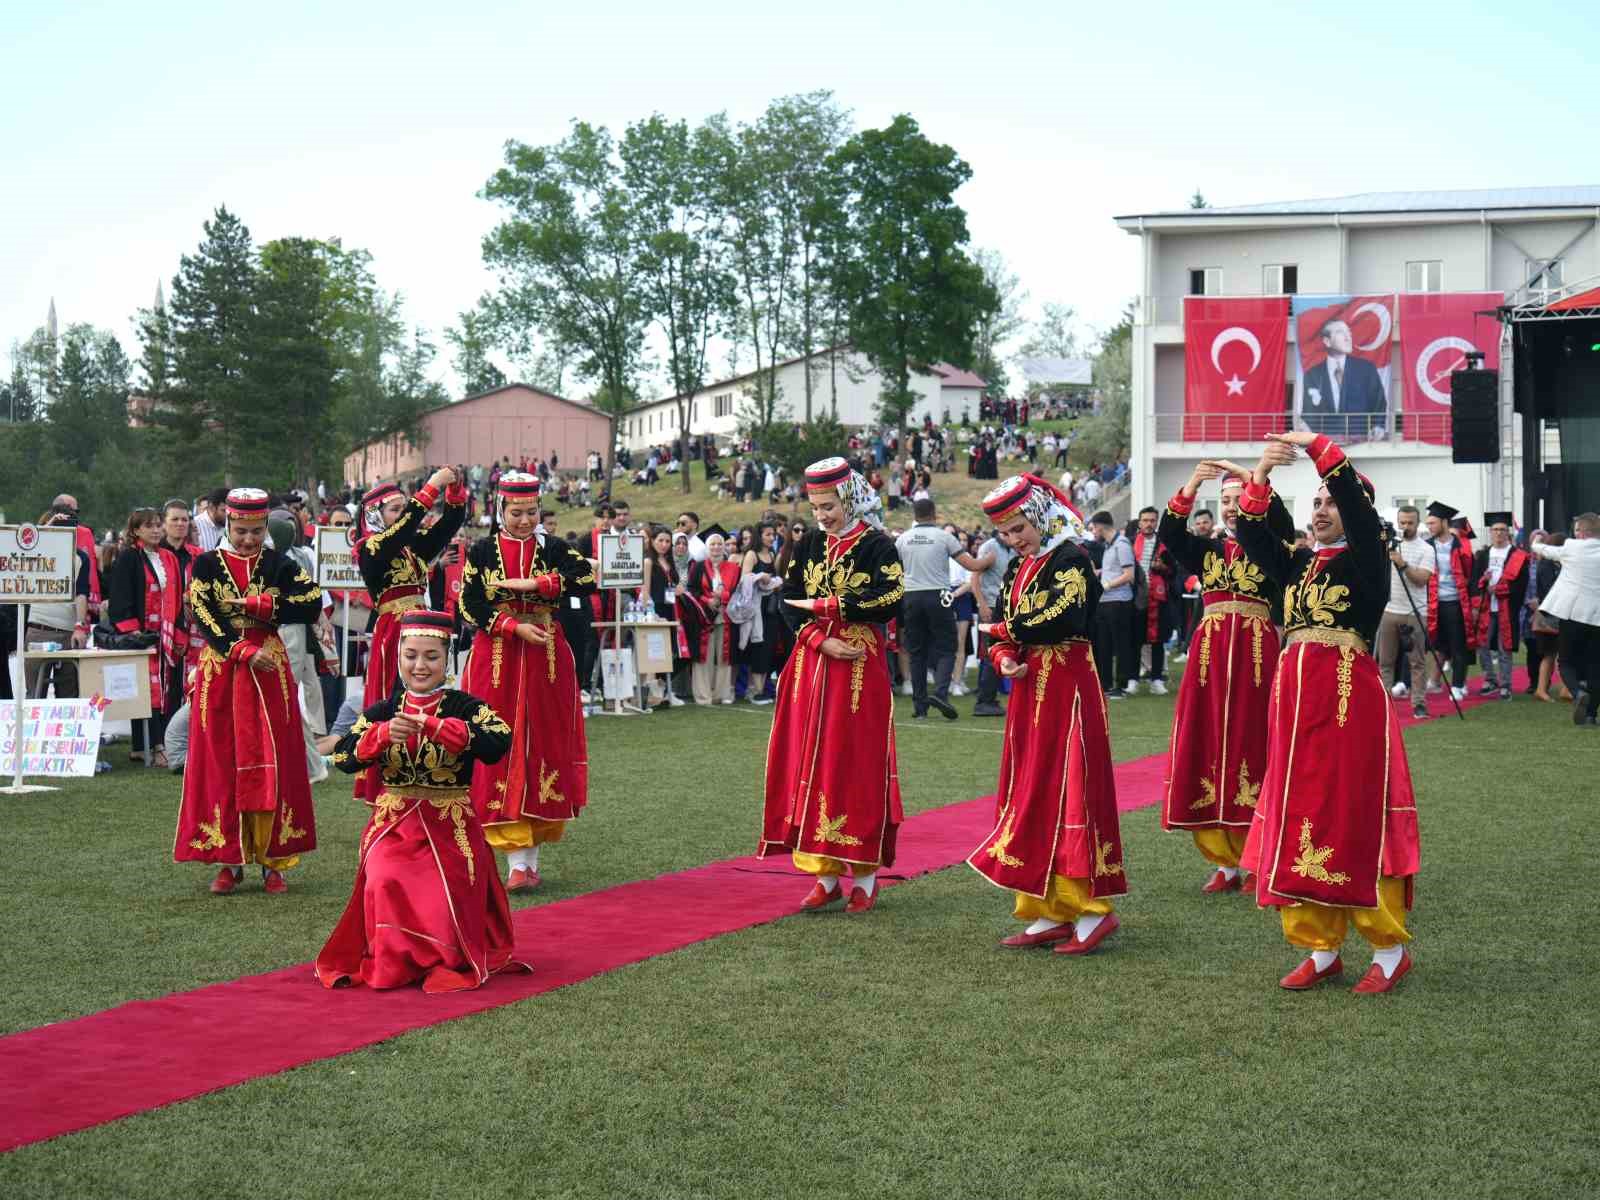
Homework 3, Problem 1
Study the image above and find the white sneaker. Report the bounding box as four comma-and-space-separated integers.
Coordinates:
1426, 680, 1442, 695
750, 696, 773, 706
1125, 680, 1140, 696
1171, 651, 1186, 663
1148, 679, 1167, 696
666, 694, 686, 707
1390, 682, 1409, 698
721, 697, 736, 705
580, 689, 591, 703
950, 681, 968, 697
1450, 686, 1466, 702
900, 681, 913, 696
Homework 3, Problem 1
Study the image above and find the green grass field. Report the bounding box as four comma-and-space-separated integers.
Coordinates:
3, 670, 1597, 1198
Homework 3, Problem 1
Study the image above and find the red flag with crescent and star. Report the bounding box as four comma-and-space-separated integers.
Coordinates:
1182, 297, 1290, 440
1398, 292, 1503, 446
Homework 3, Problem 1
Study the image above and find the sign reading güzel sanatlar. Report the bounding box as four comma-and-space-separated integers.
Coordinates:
0, 524, 77, 602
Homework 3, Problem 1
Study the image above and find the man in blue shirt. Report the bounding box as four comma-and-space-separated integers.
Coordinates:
1090, 511, 1136, 697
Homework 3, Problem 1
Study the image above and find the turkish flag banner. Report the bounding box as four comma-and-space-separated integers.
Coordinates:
1398, 292, 1503, 446
1181, 297, 1289, 441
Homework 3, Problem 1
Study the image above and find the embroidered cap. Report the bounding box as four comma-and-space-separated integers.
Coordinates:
361, 482, 403, 511
398, 609, 454, 639
497, 471, 542, 498
225, 488, 270, 521
803, 457, 852, 493
981, 476, 1031, 521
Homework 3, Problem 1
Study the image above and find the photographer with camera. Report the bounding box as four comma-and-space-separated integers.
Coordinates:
1378, 505, 1434, 719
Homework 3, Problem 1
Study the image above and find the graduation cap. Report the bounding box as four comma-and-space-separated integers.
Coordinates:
1484, 511, 1514, 528
1425, 501, 1458, 521
699, 522, 730, 542
1451, 516, 1475, 538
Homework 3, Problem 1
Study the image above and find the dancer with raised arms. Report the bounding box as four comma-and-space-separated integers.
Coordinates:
760, 458, 905, 913
967, 475, 1127, 953
1234, 432, 1422, 994
459, 472, 596, 892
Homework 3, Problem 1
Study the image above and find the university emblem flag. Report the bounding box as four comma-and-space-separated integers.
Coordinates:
1398, 292, 1504, 446
1181, 297, 1290, 440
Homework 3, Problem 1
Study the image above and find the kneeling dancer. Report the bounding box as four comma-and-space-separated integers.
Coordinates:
460, 472, 596, 891
173, 488, 322, 895
316, 609, 519, 994
760, 457, 905, 913
967, 475, 1127, 952
1159, 461, 1291, 893
1235, 433, 1421, 994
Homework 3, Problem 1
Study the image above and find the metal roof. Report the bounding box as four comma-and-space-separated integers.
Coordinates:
1117, 186, 1600, 220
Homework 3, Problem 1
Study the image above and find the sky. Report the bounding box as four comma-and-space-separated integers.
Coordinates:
3, 0, 1593, 397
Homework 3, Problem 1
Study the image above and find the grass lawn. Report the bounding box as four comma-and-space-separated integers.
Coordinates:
3, 668, 1597, 1198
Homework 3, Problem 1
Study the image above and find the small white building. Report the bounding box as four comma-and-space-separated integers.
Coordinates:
1114, 186, 1600, 526
620, 348, 985, 452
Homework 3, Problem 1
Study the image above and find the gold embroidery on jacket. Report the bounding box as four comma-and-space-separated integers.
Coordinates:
1290, 817, 1350, 886
429, 793, 476, 885
987, 812, 1024, 868
538, 762, 564, 810
1032, 644, 1071, 725
1234, 761, 1259, 809
1251, 616, 1265, 687
1228, 556, 1265, 596
1335, 645, 1354, 727
841, 625, 878, 713
278, 806, 306, 842
1201, 551, 1228, 591
1093, 839, 1122, 877
491, 635, 504, 689
189, 804, 227, 851
813, 793, 863, 847
1020, 568, 1086, 628
1191, 776, 1218, 811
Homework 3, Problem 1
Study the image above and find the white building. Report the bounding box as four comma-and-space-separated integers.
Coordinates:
1114, 186, 1600, 526
620, 349, 985, 452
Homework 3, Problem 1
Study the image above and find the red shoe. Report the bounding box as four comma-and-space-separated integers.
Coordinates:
1000, 923, 1076, 948
210, 867, 242, 895
505, 866, 541, 893
1054, 912, 1120, 955
1201, 870, 1241, 894
800, 880, 844, 910
1352, 950, 1412, 995
844, 885, 878, 914
1279, 955, 1343, 990
1238, 871, 1255, 894
262, 868, 287, 895
422, 967, 478, 995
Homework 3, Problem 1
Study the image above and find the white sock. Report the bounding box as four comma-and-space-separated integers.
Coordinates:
1217, 866, 1239, 880
1074, 913, 1104, 940
1025, 918, 1064, 935
1371, 945, 1405, 978
527, 844, 541, 873
853, 871, 877, 896
817, 874, 840, 894
506, 849, 528, 873
1310, 949, 1338, 971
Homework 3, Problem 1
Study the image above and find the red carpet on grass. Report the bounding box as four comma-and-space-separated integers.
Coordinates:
0, 679, 1510, 1153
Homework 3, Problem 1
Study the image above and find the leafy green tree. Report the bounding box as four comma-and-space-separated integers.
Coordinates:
828, 115, 995, 444
48, 324, 131, 472
164, 206, 258, 485
751, 412, 851, 508
2, 349, 42, 423
481, 124, 648, 482
971, 248, 1027, 398
1072, 302, 1135, 468
444, 309, 506, 396
623, 113, 737, 493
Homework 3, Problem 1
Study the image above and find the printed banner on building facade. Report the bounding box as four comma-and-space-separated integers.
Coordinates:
1398, 292, 1504, 446
1181, 297, 1289, 441
1291, 294, 1396, 440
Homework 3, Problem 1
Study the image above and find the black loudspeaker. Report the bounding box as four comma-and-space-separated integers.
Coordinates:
1451, 369, 1499, 463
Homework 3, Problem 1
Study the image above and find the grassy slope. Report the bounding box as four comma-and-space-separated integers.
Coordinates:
3, 679, 1597, 1198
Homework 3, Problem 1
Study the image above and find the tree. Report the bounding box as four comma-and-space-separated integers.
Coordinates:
164, 206, 258, 485
622, 113, 737, 493
1073, 301, 1135, 467
751, 412, 851, 509
971, 248, 1027, 398
1190, 189, 1209, 210
2, 346, 42, 423
481, 124, 648, 483
48, 324, 131, 473
1019, 301, 1081, 361
444, 309, 506, 396
250, 237, 339, 489
828, 115, 996, 445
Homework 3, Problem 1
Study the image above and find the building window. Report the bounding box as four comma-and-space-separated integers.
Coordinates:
713, 392, 734, 418
1405, 260, 1442, 292
1263, 264, 1298, 294
1188, 268, 1222, 296
1524, 258, 1564, 291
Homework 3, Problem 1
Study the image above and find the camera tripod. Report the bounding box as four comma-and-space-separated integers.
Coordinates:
1392, 554, 1466, 721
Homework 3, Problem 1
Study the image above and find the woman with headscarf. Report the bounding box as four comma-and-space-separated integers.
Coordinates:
1157, 460, 1294, 894
967, 475, 1127, 953
759, 457, 905, 913
1233, 433, 1422, 994
173, 489, 324, 896
316, 609, 518, 995
107, 507, 183, 765
688, 532, 741, 704
459, 472, 596, 892
352, 468, 467, 799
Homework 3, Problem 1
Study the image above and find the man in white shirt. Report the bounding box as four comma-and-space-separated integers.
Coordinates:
1376, 505, 1434, 717
895, 498, 984, 719
192, 487, 229, 552
1535, 512, 1600, 726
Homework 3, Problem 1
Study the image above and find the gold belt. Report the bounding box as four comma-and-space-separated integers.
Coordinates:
374, 787, 469, 805
378, 593, 425, 616
1202, 600, 1272, 621
1285, 627, 1370, 655
494, 601, 553, 621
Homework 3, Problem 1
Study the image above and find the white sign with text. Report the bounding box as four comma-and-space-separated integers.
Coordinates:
0, 524, 76, 603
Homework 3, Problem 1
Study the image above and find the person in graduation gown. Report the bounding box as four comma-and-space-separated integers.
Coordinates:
106, 507, 183, 763
966, 475, 1128, 952
760, 458, 905, 913
353, 469, 467, 799
173, 489, 323, 895
459, 472, 596, 892
1234, 432, 1422, 994
1158, 461, 1294, 893
316, 609, 520, 995
1469, 512, 1531, 699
